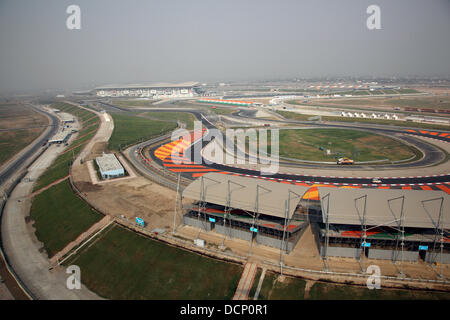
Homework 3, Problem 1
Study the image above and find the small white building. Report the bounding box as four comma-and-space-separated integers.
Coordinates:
95, 153, 125, 179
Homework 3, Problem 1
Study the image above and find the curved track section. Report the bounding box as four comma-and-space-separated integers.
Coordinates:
120, 101, 450, 192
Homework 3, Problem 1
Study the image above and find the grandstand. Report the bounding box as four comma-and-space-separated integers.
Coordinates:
181, 174, 449, 268
181, 173, 309, 252
93, 82, 200, 99
315, 187, 450, 265
197, 98, 255, 107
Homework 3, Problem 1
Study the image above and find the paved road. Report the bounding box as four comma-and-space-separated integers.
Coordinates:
0, 104, 102, 299
0, 105, 58, 186
1, 145, 101, 299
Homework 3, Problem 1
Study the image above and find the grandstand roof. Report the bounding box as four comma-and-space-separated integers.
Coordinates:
182, 172, 309, 219
94, 82, 199, 90
317, 187, 449, 229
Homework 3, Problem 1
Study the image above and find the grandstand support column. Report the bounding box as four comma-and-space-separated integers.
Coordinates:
321, 193, 331, 272
195, 175, 220, 239
172, 173, 181, 234
196, 176, 205, 239
421, 197, 444, 278
354, 195, 367, 273
439, 209, 445, 279
280, 199, 288, 276
222, 180, 245, 247
249, 184, 271, 256
440, 199, 445, 279
223, 181, 232, 246
387, 195, 406, 277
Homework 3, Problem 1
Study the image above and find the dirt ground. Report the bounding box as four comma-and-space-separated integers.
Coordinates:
0, 103, 48, 130
88, 141, 108, 160
72, 161, 184, 231
0, 104, 49, 166
412, 86, 450, 95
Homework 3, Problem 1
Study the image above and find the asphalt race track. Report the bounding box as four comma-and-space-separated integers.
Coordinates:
109, 100, 450, 190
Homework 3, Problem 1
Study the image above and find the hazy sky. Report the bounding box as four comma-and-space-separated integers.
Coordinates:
0, 0, 449, 92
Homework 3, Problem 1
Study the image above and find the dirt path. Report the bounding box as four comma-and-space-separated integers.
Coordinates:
303, 280, 315, 299
50, 215, 113, 266
253, 267, 267, 300
233, 262, 258, 300
28, 175, 69, 198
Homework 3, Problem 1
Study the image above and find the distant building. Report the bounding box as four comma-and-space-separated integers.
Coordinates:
48, 131, 72, 144
59, 112, 75, 123
95, 153, 125, 179
93, 82, 200, 99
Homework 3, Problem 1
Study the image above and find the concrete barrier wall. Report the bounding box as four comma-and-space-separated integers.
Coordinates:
214, 224, 230, 236
182, 216, 212, 231
425, 252, 450, 264
256, 233, 283, 249
368, 249, 418, 262
320, 246, 361, 259
230, 228, 253, 241
214, 224, 255, 242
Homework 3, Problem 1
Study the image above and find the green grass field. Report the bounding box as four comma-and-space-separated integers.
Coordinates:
52, 102, 95, 121
255, 272, 450, 300
260, 273, 307, 300
211, 107, 239, 115
33, 103, 99, 191
32, 143, 83, 191
108, 113, 177, 150
64, 224, 242, 299
30, 180, 103, 257
0, 127, 45, 166
308, 280, 450, 300
0, 104, 48, 166
278, 110, 450, 131
288, 94, 450, 111
141, 111, 197, 130
277, 128, 416, 162
111, 99, 160, 108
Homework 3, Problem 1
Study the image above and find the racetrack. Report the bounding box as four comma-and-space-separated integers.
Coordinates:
108, 100, 450, 191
